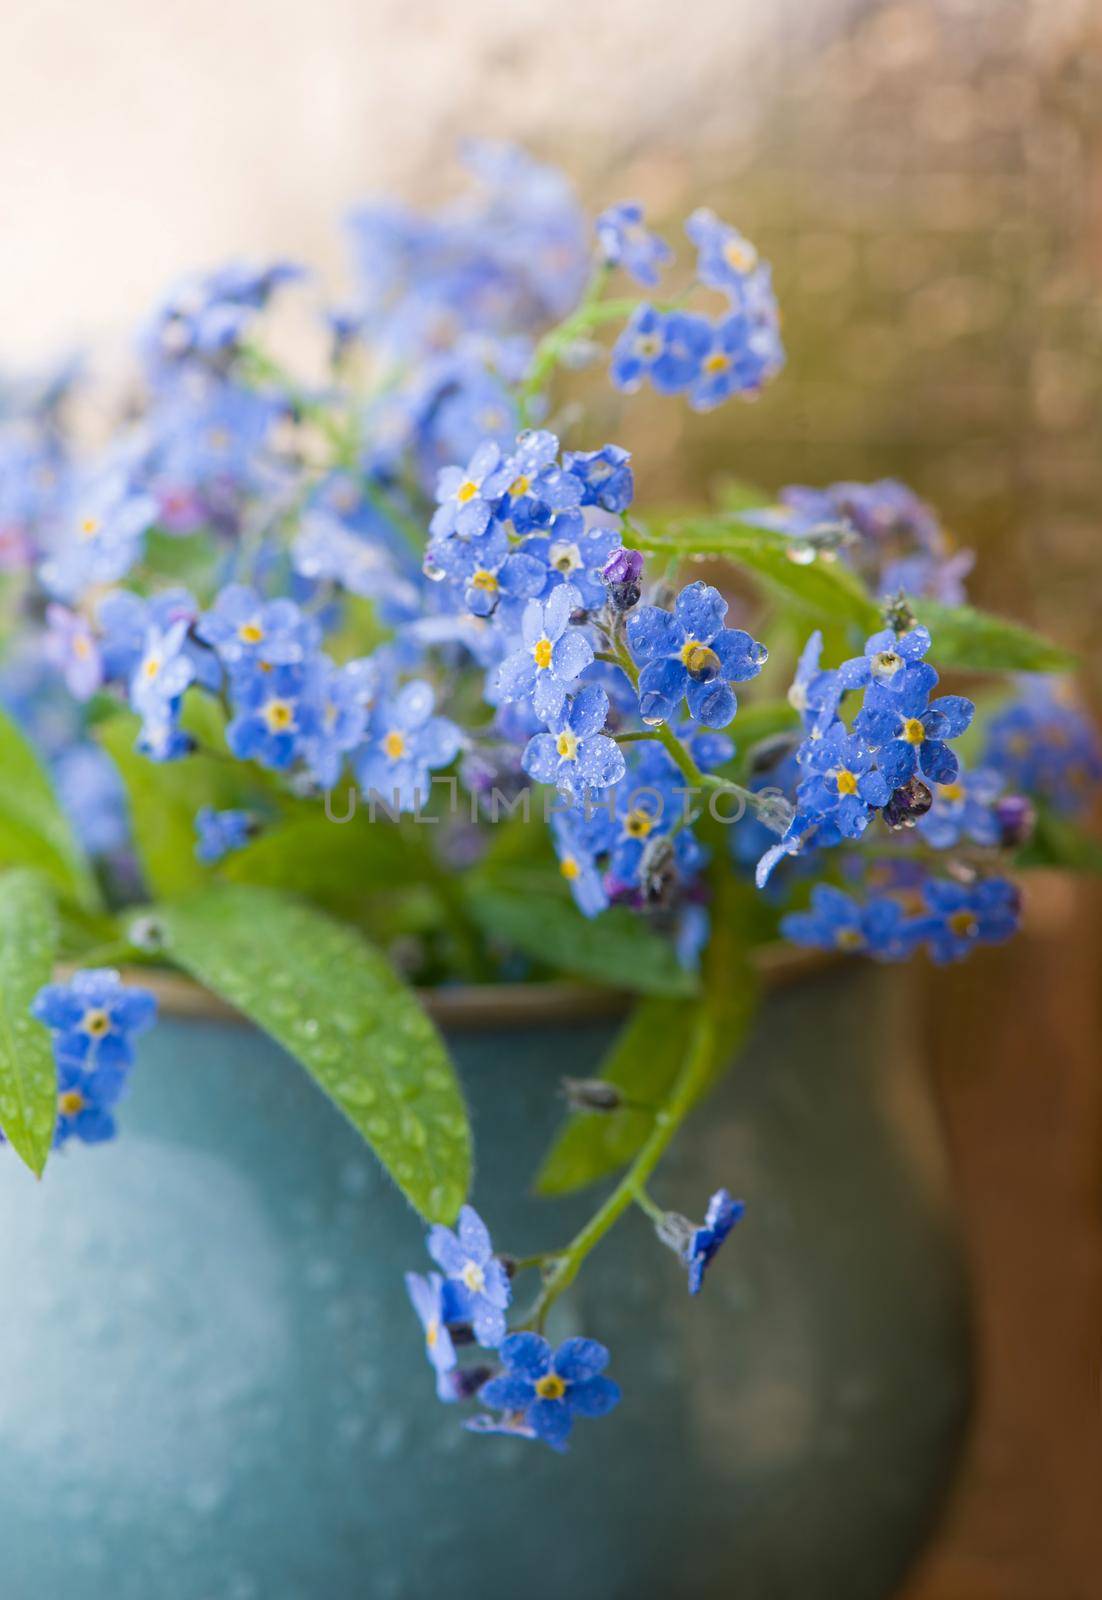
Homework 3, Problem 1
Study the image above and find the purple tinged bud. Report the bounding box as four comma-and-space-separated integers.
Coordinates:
884, 777, 933, 829
994, 794, 1035, 849
602, 547, 644, 586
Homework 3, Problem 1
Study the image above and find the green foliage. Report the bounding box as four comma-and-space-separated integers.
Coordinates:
159, 884, 471, 1221
912, 601, 1076, 674
464, 886, 698, 996
535, 889, 758, 1196
534, 997, 693, 1195
0, 871, 60, 1176
1017, 808, 1102, 874
0, 704, 99, 910
97, 712, 232, 900
636, 517, 881, 630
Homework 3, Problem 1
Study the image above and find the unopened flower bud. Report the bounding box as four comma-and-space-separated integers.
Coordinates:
639, 835, 678, 906
561, 1077, 622, 1112
884, 777, 933, 829
601, 547, 644, 613
994, 794, 1035, 849
881, 591, 916, 635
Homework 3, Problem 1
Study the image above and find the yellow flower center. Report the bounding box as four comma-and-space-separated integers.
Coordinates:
724, 238, 757, 272
703, 351, 731, 374
949, 911, 978, 939
873, 650, 903, 678
634, 333, 662, 359
82, 1008, 111, 1037
207, 428, 230, 452
470, 569, 499, 594
426, 1318, 440, 1350
79, 515, 101, 539
142, 655, 161, 680
383, 730, 406, 761
679, 640, 722, 681
263, 698, 295, 733
938, 782, 964, 803
556, 730, 579, 761
460, 1261, 485, 1294
58, 1089, 86, 1117
456, 480, 478, 504
549, 541, 580, 574
835, 927, 864, 951
901, 718, 926, 745
508, 475, 531, 499
532, 637, 553, 670
534, 1374, 566, 1401
238, 621, 264, 644
835, 768, 859, 797
560, 856, 581, 881
624, 809, 654, 839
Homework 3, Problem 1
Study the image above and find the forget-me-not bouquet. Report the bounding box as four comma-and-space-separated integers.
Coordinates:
1, 144, 1098, 1450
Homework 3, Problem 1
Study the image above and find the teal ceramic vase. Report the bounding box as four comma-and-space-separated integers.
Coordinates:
0, 961, 971, 1600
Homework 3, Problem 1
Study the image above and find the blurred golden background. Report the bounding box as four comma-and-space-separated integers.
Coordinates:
4, 0, 1099, 1593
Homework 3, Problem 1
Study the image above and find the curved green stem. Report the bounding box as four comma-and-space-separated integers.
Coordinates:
522, 1008, 715, 1330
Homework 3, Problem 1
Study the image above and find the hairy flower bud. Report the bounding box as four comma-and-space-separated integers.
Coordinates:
561, 1077, 622, 1112
994, 794, 1035, 849
884, 777, 933, 829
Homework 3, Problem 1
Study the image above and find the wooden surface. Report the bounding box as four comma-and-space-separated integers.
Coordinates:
900, 875, 1102, 1600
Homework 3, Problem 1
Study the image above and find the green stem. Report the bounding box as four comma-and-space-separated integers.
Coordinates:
522, 1008, 715, 1329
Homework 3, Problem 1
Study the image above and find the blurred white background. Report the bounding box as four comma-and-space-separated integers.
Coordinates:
0, 0, 806, 361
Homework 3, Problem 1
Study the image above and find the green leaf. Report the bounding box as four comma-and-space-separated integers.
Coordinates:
0, 705, 99, 910
1017, 808, 1102, 874
159, 884, 470, 1221
913, 601, 1076, 674
465, 886, 698, 996
534, 997, 693, 1195
96, 703, 270, 900
0, 871, 60, 1176
535, 889, 758, 1195
223, 813, 426, 921
637, 518, 881, 630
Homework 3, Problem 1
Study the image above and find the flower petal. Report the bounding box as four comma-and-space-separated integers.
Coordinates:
553, 1337, 609, 1382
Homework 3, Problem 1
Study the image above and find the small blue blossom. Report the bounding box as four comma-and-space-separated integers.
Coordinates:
685, 208, 760, 294
425, 524, 546, 618
44, 604, 102, 701
687, 1192, 745, 1292
496, 430, 581, 534
426, 1204, 511, 1349
522, 513, 622, 611
855, 670, 974, 788
356, 681, 462, 812
595, 202, 672, 287
550, 810, 611, 918
496, 584, 593, 723
626, 580, 767, 729
39, 471, 157, 601
787, 630, 841, 733
837, 625, 933, 693
32, 968, 157, 1076
917, 766, 1002, 850
610, 306, 710, 396
142, 260, 302, 369
781, 884, 924, 960
983, 679, 1102, 818
430, 440, 515, 540
53, 1055, 126, 1149
687, 311, 775, 410
919, 878, 1021, 964
197, 584, 319, 669
195, 806, 254, 863
300, 656, 377, 789
794, 723, 891, 837
522, 684, 625, 803
404, 1270, 466, 1401
563, 444, 634, 514
227, 661, 316, 771
476, 1333, 620, 1452
130, 617, 196, 726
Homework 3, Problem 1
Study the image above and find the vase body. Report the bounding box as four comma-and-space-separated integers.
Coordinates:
0, 963, 971, 1600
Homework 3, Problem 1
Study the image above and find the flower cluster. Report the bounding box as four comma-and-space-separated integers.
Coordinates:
24, 970, 156, 1148
0, 149, 1097, 1466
